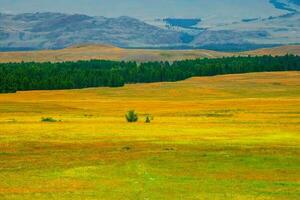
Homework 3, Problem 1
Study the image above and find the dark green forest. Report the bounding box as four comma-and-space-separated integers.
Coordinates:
1, 55, 300, 93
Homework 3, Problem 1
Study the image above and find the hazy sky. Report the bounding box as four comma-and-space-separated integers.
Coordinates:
0, 0, 284, 20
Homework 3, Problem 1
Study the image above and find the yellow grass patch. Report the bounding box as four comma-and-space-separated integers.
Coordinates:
0, 72, 299, 199
1, 44, 299, 63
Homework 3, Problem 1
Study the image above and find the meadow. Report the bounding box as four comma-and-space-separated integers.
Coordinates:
0, 71, 299, 199
0, 44, 299, 63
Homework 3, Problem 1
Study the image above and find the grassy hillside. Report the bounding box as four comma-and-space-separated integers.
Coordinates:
1, 44, 299, 63
0, 71, 299, 199
244, 45, 300, 56
0, 44, 232, 63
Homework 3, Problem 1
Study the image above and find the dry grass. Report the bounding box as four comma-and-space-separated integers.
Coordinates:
243, 45, 300, 56
1, 44, 299, 63
0, 71, 299, 199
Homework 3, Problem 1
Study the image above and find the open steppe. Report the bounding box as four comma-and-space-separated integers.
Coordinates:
0, 71, 299, 199
0, 45, 299, 63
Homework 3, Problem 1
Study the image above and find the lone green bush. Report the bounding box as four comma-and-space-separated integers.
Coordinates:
126, 110, 138, 122
41, 117, 57, 122
145, 115, 153, 123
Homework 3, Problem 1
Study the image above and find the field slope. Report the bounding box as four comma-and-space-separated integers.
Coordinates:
0, 72, 300, 199
0, 44, 299, 63
243, 45, 300, 56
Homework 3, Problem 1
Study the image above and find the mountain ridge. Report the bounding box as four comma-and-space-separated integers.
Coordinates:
0, 0, 299, 51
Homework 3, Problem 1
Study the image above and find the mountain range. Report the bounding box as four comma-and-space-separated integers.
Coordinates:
0, 0, 299, 51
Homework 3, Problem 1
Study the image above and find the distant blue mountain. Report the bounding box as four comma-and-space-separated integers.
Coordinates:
0, 0, 299, 51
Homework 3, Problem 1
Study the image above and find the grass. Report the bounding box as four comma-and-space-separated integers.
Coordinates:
0, 44, 299, 63
0, 71, 299, 199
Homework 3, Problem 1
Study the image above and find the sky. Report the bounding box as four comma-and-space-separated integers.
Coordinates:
0, 0, 284, 20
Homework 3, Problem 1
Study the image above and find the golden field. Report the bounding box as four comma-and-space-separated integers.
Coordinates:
0, 71, 300, 199
0, 44, 299, 63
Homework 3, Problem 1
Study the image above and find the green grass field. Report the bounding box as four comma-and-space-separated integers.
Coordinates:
0, 72, 300, 199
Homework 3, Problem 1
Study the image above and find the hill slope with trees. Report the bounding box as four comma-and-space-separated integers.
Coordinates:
1, 55, 300, 93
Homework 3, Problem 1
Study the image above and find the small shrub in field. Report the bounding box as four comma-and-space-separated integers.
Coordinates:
125, 110, 138, 122
41, 117, 57, 122
145, 115, 153, 123
122, 146, 131, 151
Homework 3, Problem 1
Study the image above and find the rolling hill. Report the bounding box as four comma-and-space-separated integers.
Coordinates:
0, 13, 184, 50
244, 45, 300, 56
0, 44, 299, 63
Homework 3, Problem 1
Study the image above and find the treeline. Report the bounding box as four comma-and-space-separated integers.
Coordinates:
1, 55, 300, 93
